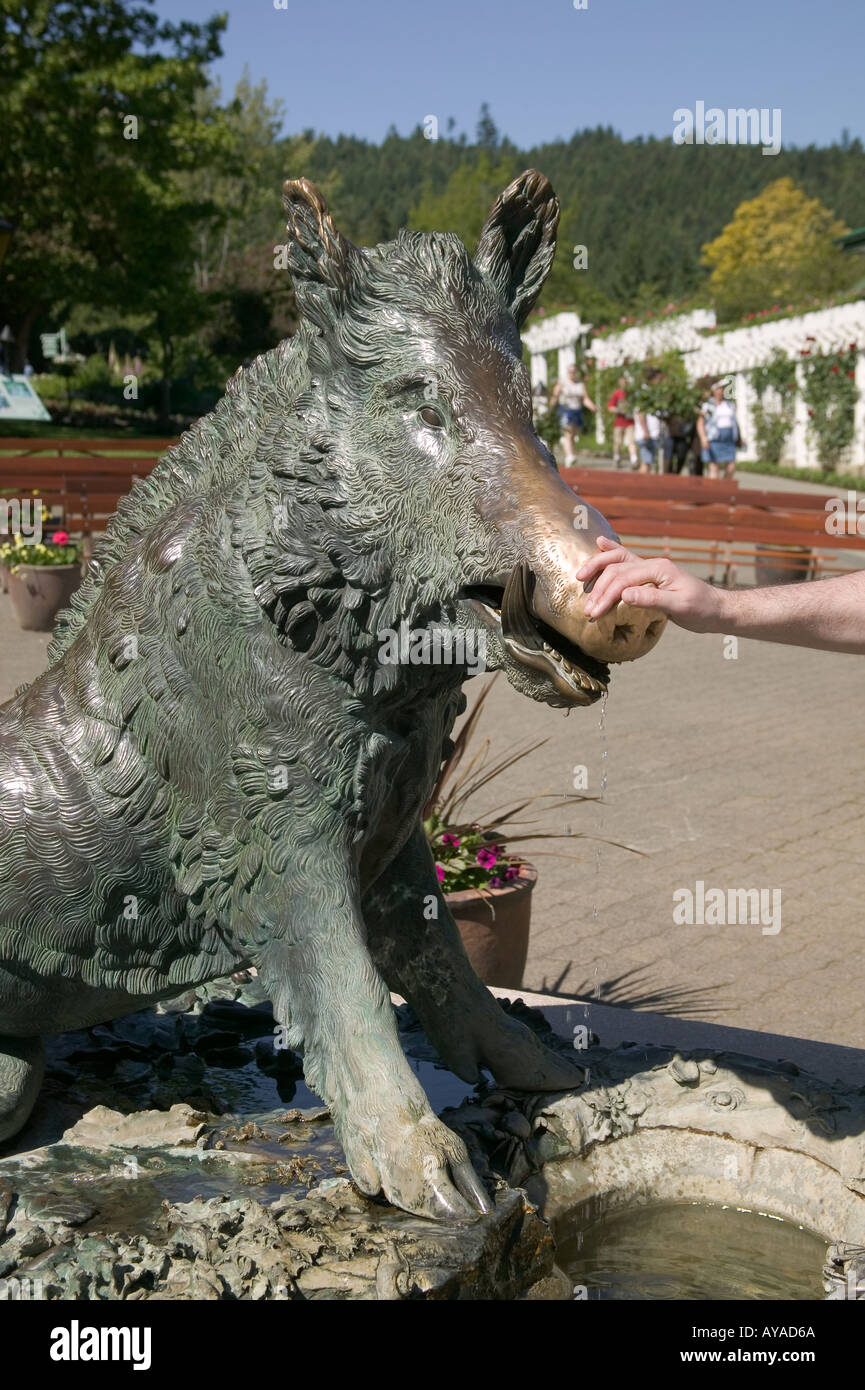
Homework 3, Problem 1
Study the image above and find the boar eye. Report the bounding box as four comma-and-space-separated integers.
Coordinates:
419, 405, 445, 429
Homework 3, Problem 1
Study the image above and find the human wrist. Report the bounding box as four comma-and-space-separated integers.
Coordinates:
703, 584, 737, 633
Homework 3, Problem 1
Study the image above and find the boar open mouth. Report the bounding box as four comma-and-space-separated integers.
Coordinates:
464, 561, 609, 706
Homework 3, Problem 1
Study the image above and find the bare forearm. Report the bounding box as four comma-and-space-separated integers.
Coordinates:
579, 541, 865, 655
708, 571, 865, 652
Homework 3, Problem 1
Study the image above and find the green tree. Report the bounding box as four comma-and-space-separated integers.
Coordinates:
409, 150, 519, 248
701, 177, 859, 321
0, 0, 228, 386
476, 103, 499, 153
177, 69, 289, 294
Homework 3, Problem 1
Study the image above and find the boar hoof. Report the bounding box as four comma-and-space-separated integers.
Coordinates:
342, 1112, 492, 1223
474, 1012, 586, 1092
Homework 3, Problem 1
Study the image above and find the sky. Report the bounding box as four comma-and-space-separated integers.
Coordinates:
153, 0, 865, 151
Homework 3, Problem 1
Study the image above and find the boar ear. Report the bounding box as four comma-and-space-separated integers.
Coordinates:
282, 178, 361, 330
474, 170, 559, 327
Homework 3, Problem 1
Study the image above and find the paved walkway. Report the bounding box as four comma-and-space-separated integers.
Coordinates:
2, 468, 865, 1050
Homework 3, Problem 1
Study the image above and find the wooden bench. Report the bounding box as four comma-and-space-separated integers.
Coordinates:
3, 444, 862, 586
561, 468, 865, 583
0, 438, 170, 543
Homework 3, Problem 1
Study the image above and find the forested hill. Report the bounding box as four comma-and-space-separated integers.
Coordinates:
296, 122, 865, 319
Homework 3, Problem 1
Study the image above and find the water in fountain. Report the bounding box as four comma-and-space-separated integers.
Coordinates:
558, 1201, 826, 1300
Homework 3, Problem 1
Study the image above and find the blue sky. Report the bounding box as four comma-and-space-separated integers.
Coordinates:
155, 0, 863, 149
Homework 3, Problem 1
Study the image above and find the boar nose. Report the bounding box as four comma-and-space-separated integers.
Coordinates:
531, 573, 666, 664
486, 441, 667, 664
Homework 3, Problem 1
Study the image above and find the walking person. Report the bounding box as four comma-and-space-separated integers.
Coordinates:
634, 407, 662, 473
667, 412, 697, 474
697, 381, 741, 480
549, 363, 595, 466
606, 375, 638, 469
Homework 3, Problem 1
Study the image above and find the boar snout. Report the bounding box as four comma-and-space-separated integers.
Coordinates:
516, 463, 667, 666
472, 445, 666, 705
531, 565, 667, 666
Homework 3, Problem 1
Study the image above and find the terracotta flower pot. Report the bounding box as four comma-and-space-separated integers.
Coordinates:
7, 563, 82, 632
447, 863, 537, 989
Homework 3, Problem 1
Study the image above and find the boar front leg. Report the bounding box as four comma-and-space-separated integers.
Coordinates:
251, 860, 491, 1222
364, 826, 584, 1090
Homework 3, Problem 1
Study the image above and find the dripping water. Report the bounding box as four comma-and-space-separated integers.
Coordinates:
591, 690, 608, 926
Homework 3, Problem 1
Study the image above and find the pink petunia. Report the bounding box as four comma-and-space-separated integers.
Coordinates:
435, 864, 445, 883
51, 530, 70, 546
441, 832, 461, 848
476, 847, 498, 869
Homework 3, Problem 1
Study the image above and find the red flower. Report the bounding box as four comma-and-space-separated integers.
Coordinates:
808, 408, 814, 417
850, 343, 857, 351
51, 530, 69, 546
831, 366, 840, 374
848, 371, 856, 379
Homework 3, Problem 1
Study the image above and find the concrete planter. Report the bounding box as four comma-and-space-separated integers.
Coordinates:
754, 542, 814, 585
447, 863, 537, 989
7, 563, 82, 631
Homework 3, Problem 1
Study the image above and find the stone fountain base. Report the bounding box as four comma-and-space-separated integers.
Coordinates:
1, 979, 864, 1300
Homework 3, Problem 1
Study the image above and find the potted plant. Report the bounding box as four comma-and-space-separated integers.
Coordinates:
423, 677, 597, 989
1, 530, 83, 631
0, 490, 51, 594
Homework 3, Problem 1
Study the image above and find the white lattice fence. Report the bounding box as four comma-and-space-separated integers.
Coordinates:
526, 303, 865, 469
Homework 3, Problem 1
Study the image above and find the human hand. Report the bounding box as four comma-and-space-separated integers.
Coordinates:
575, 537, 726, 633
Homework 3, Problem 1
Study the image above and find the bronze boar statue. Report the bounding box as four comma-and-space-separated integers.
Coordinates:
0, 171, 664, 1219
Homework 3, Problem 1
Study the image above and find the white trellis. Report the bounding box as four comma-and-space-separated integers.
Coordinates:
523, 312, 593, 394
528, 302, 865, 468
